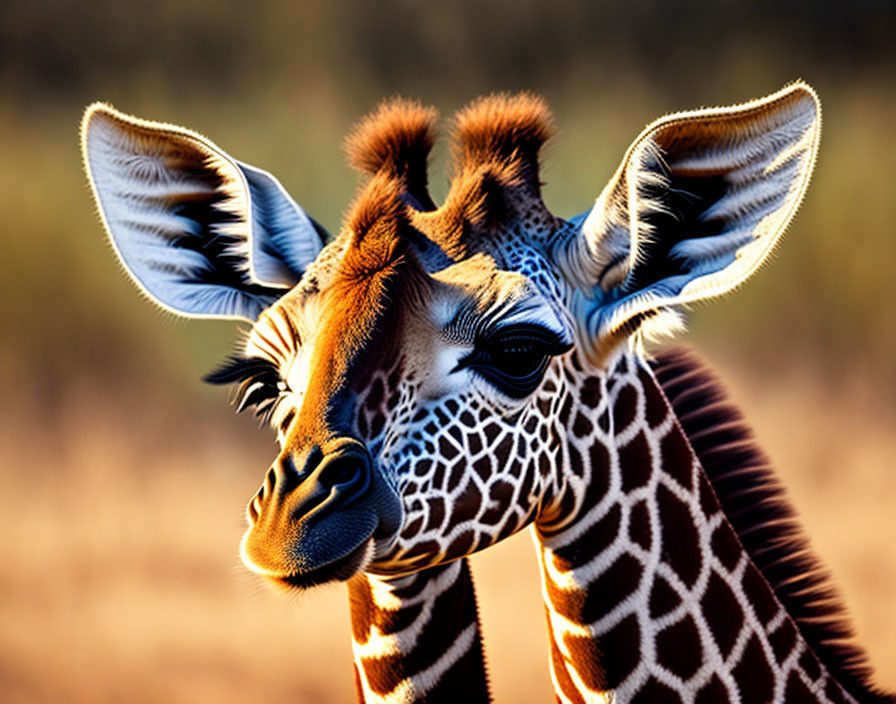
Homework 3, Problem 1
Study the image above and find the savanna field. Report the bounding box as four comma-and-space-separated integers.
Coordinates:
2, 0, 894, 700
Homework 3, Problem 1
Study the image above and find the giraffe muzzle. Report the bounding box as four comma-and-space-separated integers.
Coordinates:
240, 439, 401, 588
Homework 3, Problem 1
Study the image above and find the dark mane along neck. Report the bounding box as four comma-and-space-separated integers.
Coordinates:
650, 347, 894, 704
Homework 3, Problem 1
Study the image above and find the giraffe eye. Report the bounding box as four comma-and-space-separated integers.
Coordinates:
457, 325, 571, 398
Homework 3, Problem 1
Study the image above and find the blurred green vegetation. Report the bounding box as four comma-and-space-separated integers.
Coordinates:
2, 0, 894, 420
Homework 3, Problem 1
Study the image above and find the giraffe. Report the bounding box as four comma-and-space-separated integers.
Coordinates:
81, 82, 894, 703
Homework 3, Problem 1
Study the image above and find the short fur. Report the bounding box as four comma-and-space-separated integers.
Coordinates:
652, 347, 894, 704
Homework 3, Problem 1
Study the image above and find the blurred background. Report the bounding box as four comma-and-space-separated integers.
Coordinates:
1, 0, 894, 701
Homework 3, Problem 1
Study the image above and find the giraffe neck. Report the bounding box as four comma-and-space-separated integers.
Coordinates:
349, 558, 490, 703
533, 349, 857, 704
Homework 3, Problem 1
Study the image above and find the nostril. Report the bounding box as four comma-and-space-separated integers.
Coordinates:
247, 491, 262, 523
262, 467, 276, 500
319, 456, 364, 489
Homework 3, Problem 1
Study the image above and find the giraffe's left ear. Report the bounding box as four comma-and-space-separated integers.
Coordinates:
82, 103, 326, 321
556, 82, 820, 356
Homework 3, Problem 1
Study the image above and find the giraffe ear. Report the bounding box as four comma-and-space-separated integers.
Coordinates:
558, 82, 820, 354
82, 103, 326, 321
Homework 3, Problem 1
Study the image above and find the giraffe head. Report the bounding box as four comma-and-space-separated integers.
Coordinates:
82, 84, 820, 589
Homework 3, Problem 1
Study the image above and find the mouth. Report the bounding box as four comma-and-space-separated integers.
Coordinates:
263, 539, 374, 591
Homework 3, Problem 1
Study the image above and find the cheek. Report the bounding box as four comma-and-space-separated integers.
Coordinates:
384, 397, 559, 564
417, 345, 471, 400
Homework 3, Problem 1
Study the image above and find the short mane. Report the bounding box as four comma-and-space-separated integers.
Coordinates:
651, 347, 894, 704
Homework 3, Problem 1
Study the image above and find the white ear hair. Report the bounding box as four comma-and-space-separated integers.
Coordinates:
559, 82, 820, 358
82, 103, 325, 320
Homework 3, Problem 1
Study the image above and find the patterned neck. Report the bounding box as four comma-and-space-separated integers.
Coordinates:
349, 558, 490, 703
533, 350, 857, 703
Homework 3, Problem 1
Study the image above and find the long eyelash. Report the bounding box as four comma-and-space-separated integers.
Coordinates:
204, 356, 278, 384
204, 356, 285, 422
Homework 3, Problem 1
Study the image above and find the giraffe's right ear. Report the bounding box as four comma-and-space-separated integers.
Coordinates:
81, 103, 326, 321
554, 83, 820, 361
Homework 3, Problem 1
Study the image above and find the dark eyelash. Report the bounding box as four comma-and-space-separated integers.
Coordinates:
482, 324, 571, 354
204, 356, 285, 421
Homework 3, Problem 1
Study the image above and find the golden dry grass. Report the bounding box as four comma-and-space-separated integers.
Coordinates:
1, 355, 894, 703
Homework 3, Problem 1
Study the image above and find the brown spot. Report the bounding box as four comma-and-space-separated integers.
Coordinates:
481, 480, 514, 525
657, 615, 703, 680
695, 674, 731, 704
400, 515, 424, 540
629, 500, 651, 551
483, 423, 501, 444
649, 575, 681, 619
453, 481, 483, 525
411, 458, 429, 478
425, 497, 445, 531
785, 671, 817, 703
638, 367, 669, 428
438, 435, 460, 461
769, 618, 797, 662
472, 455, 492, 482
600, 614, 641, 688
581, 376, 602, 408
658, 484, 701, 588
612, 385, 638, 433
437, 638, 491, 701
711, 522, 742, 572
446, 531, 476, 559
552, 504, 621, 571
825, 678, 848, 704
581, 441, 611, 508
799, 650, 822, 682
496, 514, 519, 541
699, 472, 718, 516
732, 635, 774, 704
567, 443, 585, 479
661, 426, 694, 490
619, 430, 652, 492
517, 461, 534, 504
558, 393, 574, 425
572, 411, 593, 438
353, 663, 364, 702
467, 431, 483, 456
580, 553, 642, 623
701, 571, 744, 659
446, 458, 466, 491
742, 565, 779, 627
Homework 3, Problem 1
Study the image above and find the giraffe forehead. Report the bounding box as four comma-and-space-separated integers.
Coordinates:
429, 253, 572, 343
245, 253, 414, 380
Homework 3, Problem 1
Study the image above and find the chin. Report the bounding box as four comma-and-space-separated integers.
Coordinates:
241, 534, 375, 592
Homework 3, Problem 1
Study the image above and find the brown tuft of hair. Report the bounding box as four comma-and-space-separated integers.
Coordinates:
452, 92, 554, 183
344, 98, 439, 210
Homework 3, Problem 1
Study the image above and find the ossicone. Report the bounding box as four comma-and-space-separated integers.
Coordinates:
344, 97, 439, 211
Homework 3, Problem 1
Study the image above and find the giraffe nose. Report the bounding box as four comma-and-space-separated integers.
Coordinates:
247, 439, 373, 525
